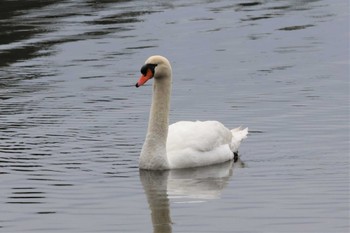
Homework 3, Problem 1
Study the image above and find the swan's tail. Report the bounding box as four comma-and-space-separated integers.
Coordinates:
230, 127, 248, 152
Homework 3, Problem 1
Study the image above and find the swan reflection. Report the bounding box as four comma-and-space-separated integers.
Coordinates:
139, 159, 244, 233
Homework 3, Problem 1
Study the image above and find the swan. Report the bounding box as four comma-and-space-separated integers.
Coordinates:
135, 55, 248, 170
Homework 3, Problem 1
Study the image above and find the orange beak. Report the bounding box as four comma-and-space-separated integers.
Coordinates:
135, 68, 153, 88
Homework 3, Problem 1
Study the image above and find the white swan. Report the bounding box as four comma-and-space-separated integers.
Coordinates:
135, 55, 248, 170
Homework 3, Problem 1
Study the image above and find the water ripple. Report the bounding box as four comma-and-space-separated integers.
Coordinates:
0, 0, 348, 232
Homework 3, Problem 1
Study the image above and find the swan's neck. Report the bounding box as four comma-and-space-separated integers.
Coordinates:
140, 76, 171, 170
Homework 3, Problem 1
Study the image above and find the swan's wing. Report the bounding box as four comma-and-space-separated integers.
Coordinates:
166, 120, 232, 153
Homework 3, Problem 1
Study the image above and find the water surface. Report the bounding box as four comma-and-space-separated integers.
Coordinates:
0, 0, 349, 232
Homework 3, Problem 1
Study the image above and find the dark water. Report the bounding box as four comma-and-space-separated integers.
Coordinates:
0, 0, 349, 232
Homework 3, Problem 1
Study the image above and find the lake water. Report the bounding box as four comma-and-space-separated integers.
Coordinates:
0, 0, 349, 232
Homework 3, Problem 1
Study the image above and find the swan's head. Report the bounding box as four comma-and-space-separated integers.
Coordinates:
135, 55, 172, 88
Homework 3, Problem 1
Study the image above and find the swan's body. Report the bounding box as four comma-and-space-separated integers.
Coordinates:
136, 55, 248, 170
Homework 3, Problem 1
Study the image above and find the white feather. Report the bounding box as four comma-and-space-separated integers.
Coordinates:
166, 121, 247, 169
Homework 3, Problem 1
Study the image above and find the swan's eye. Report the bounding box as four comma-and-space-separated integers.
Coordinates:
140, 65, 148, 76
140, 63, 157, 76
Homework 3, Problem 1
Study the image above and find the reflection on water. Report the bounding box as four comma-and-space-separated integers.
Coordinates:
140, 160, 244, 233
0, 0, 348, 232
167, 160, 244, 201
140, 170, 172, 233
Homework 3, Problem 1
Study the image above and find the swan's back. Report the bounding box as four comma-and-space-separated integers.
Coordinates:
166, 121, 247, 169
167, 121, 231, 152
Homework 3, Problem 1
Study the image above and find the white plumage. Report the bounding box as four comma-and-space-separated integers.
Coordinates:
135, 55, 248, 170
167, 121, 247, 169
